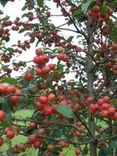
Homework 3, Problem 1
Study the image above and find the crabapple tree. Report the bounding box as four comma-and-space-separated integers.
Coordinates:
0, 0, 117, 156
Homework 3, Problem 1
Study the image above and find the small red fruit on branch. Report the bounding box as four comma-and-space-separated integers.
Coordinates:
0, 110, 6, 121
38, 96, 48, 104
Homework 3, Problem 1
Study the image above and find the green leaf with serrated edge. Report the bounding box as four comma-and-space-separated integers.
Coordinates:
0, 77, 18, 85
56, 104, 73, 118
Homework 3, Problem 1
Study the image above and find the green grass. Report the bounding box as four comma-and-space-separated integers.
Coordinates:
63, 146, 75, 155
14, 109, 34, 118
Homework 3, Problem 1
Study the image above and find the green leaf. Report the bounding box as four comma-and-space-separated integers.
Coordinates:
36, 40, 40, 47
82, 145, 88, 155
0, 0, 9, 6
27, 85, 36, 94
0, 77, 18, 85
1, 120, 11, 128
99, 148, 112, 156
27, 147, 37, 156
101, 5, 108, 14
109, 140, 117, 150
67, 36, 74, 42
109, 23, 117, 41
22, 5, 27, 11
82, 0, 94, 13
19, 28, 25, 33
21, 80, 30, 87
20, 45, 26, 51
73, 8, 82, 20
99, 149, 107, 156
2, 100, 12, 121
56, 104, 73, 118
6, 149, 18, 156
37, 0, 44, 7
22, 12, 33, 18
6, 47, 14, 53
0, 97, 5, 104
20, 154, 27, 156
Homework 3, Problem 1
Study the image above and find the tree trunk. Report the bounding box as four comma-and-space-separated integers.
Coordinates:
86, 17, 97, 156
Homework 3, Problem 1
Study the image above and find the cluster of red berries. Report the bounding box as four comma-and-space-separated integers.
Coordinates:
33, 48, 56, 76
36, 93, 56, 115
90, 96, 117, 120
0, 84, 22, 111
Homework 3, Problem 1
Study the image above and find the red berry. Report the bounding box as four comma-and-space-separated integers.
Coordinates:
38, 96, 48, 104
38, 128, 45, 136
29, 134, 37, 143
0, 110, 6, 121
42, 66, 51, 74
90, 104, 96, 114
6, 130, 14, 139
57, 53, 68, 62
47, 144, 54, 152
10, 95, 19, 103
36, 68, 44, 75
101, 103, 110, 110
100, 110, 109, 118
29, 122, 36, 129
0, 84, 7, 94
92, 5, 100, 14
86, 97, 94, 104
33, 56, 43, 64
114, 112, 117, 120
108, 107, 116, 115
42, 55, 49, 63
43, 106, 53, 115
75, 148, 81, 155
7, 85, 16, 93
103, 96, 110, 103
24, 72, 33, 80
59, 154, 65, 156
48, 93, 56, 101
48, 64, 56, 70
35, 48, 43, 55
36, 102, 44, 110
59, 140, 67, 148
4, 127, 12, 133
0, 137, 3, 146
33, 140, 41, 148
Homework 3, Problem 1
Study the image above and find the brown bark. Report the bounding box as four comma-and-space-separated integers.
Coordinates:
86, 17, 97, 156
